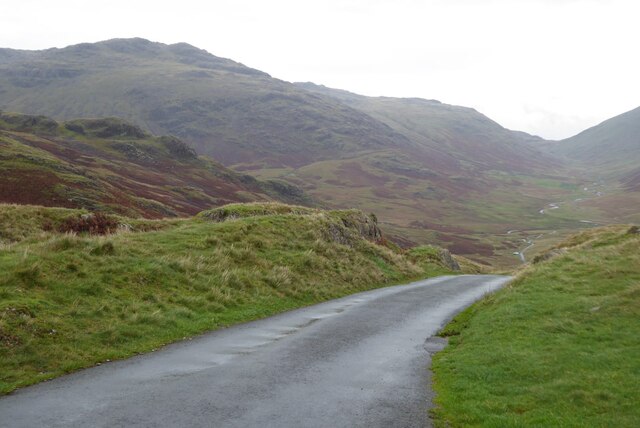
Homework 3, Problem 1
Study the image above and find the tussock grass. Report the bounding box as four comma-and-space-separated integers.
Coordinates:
0, 204, 81, 243
199, 202, 317, 222
431, 225, 640, 426
0, 203, 460, 394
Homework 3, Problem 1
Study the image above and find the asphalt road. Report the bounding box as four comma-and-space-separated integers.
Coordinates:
0, 274, 509, 428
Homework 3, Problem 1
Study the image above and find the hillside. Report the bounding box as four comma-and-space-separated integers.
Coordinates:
431, 225, 640, 426
295, 82, 549, 172
533, 106, 640, 227
0, 38, 409, 167
282, 84, 587, 263
549, 104, 640, 199
0, 38, 591, 264
545, 106, 640, 177
0, 112, 307, 217
0, 202, 471, 393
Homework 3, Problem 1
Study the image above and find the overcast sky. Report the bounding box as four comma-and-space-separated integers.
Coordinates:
1, 0, 638, 139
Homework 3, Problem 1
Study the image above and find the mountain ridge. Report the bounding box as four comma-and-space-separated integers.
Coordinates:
0, 38, 414, 168
294, 81, 553, 172
545, 105, 640, 176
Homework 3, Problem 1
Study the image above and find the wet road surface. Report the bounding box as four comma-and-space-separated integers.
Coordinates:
0, 275, 509, 428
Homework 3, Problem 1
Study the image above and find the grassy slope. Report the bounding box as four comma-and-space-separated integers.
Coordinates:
295, 82, 549, 171
0, 203, 464, 394
0, 112, 308, 217
544, 106, 640, 176
431, 225, 640, 427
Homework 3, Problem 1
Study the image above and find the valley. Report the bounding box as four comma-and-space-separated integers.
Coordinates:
0, 33, 638, 427
3, 38, 635, 266
507, 178, 616, 264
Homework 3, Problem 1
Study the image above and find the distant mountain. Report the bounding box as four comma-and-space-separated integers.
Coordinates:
544, 106, 640, 177
295, 82, 550, 172
0, 38, 409, 167
0, 112, 308, 217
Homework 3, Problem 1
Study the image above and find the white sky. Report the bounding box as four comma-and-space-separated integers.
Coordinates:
1, 0, 639, 139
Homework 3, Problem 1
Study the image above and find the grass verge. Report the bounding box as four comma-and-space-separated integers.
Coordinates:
0, 203, 461, 394
431, 225, 640, 427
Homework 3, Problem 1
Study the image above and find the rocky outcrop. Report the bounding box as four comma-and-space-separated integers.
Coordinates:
0, 111, 58, 134
159, 136, 198, 160
323, 211, 383, 246
64, 118, 149, 139
110, 142, 157, 163
438, 249, 461, 271
260, 179, 311, 206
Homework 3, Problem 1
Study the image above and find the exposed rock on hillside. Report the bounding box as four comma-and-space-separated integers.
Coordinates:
439, 249, 461, 271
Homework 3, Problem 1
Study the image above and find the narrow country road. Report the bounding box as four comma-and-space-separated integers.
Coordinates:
0, 275, 509, 428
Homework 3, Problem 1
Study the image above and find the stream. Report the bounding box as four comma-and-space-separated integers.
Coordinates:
511, 180, 607, 263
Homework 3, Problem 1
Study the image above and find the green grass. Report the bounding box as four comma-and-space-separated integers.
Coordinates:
431, 225, 640, 427
0, 203, 460, 394
199, 202, 317, 221
0, 204, 80, 243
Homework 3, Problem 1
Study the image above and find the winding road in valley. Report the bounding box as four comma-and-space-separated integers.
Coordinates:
0, 275, 509, 428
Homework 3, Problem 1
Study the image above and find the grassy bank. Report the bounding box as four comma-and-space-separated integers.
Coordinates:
0, 203, 464, 394
431, 225, 640, 427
